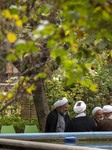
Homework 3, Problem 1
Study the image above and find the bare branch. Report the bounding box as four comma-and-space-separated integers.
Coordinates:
0, 78, 25, 113
0, 97, 17, 112
26, 0, 37, 16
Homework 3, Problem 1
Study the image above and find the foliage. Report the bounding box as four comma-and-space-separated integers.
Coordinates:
45, 53, 112, 119
0, 114, 39, 133
0, 0, 112, 130
1, 0, 111, 91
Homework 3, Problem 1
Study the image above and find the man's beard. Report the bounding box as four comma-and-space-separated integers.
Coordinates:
60, 110, 66, 116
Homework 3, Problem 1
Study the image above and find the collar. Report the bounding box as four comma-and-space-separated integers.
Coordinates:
108, 116, 112, 119
94, 119, 100, 123
75, 112, 86, 118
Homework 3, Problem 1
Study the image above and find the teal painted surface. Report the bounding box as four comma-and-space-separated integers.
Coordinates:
0, 132, 112, 149
24, 125, 39, 133
0, 132, 112, 138
1, 125, 16, 134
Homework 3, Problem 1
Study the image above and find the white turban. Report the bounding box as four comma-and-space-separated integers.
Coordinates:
92, 107, 102, 116
102, 105, 112, 113
54, 97, 68, 107
73, 101, 86, 114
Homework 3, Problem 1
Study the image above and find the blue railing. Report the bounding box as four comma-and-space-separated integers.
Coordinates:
0, 132, 112, 138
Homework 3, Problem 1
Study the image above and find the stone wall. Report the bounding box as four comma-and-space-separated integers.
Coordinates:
21, 96, 37, 119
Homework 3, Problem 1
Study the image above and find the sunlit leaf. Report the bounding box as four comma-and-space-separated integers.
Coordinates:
90, 84, 98, 92
22, 16, 28, 23
63, 60, 75, 70
66, 71, 75, 85
6, 53, 17, 61
110, 50, 112, 57
93, 6, 101, 13
65, 30, 70, 36
102, 10, 110, 20
51, 49, 66, 57
23, 82, 26, 86
8, 93, 14, 99
4, 9, 12, 20
26, 88, 32, 94
7, 32, 17, 43
20, 5, 27, 12
16, 20, 22, 27
38, 73, 47, 78
30, 84, 36, 91
72, 43, 78, 52
13, 14, 19, 20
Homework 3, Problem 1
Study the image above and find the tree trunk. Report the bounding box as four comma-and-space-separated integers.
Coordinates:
32, 78, 49, 132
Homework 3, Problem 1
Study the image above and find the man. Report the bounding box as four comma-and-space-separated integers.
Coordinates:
97, 105, 112, 131
45, 97, 70, 132
92, 107, 103, 126
65, 101, 96, 132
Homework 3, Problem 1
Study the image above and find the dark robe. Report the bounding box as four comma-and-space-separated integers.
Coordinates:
65, 116, 96, 132
94, 119, 99, 127
45, 109, 70, 132
97, 119, 112, 131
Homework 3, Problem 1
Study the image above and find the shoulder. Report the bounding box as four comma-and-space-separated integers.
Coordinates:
65, 113, 70, 118
47, 109, 58, 118
72, 116, 92, 120
86, 116, 94, 121
100, 119, 112, 124
69, 117, 78, 123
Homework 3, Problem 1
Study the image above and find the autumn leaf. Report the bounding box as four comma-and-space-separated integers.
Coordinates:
26, 88, 32, 94
13, 14, 19, 20
4, 10, 12, 20
7, 32, 17, 43
8, 93, 14, 99
16, 20, 22, 27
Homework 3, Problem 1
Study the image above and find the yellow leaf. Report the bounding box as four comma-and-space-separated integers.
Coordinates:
9, 49, 15, 53
102, 10, 110, 20
23, 82, 26, 86
13, 14, 19, 20
72, 43, 78, 52
104, 3, 111, 13
7, 32, 17, 43
65, 30, 70, 36
26, 88, 32, 94
4, 9, 12, 20
42, 13, 48, 17
90, 84, 98, 92
110, 50, 112, 57
15, 83, 19, 88
16, 20, 22, 27
91, 52, 94, 56
8, 93, 14, 99
7, 32, 16, 43
93, 6, 101, 13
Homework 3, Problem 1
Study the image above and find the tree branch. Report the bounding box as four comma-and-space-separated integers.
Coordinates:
0, 78, 25, 113
26, 0, 37, 16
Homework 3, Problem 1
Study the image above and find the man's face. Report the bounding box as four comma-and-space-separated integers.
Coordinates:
58, 103, 68, 115
103, 112, 111, 119
94, 109, 103, 121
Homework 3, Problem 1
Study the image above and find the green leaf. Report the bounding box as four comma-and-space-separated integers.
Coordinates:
102, 10, 110, 20
90, 84, 98, 92
10, 7, 18, 14
6, 53, 17, 61
22, 16, 28, 23
63, 60, 75, 70
56, 56, 61, 65
38, 73, 47, 78
66, 71, 75, 85
51, 49, 66, 57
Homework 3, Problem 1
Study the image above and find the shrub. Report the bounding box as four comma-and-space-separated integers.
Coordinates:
0, 114, 39, 133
